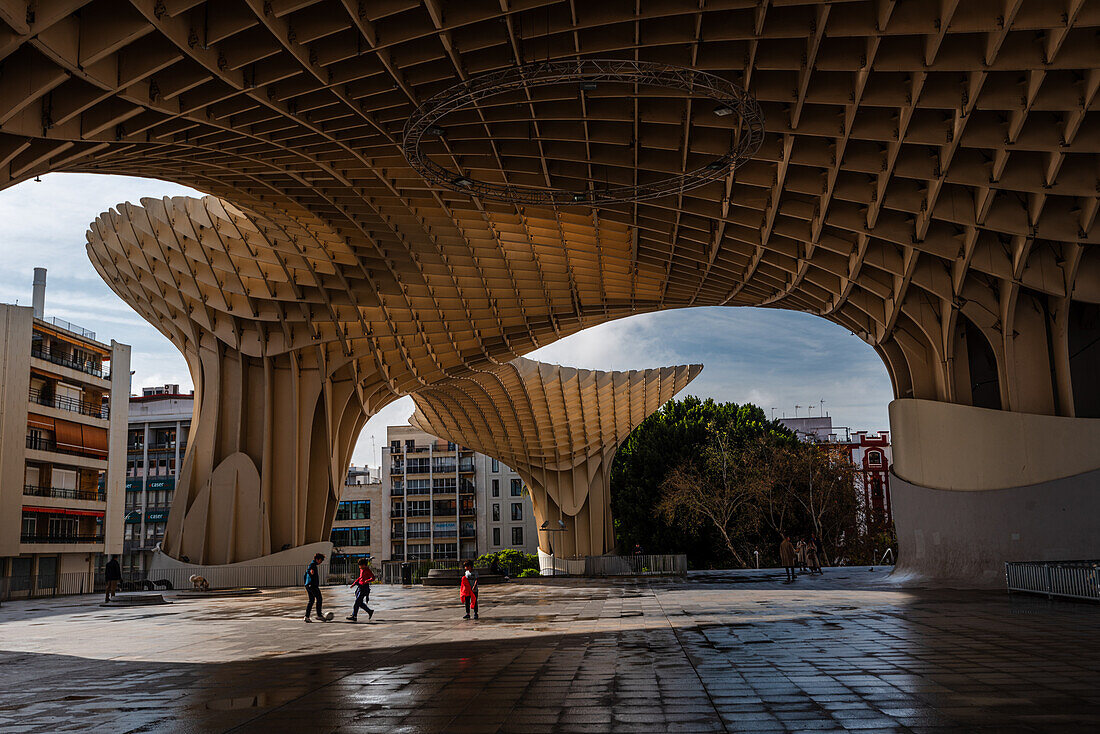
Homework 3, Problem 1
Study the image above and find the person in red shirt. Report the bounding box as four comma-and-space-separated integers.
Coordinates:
460, 559, 478, 619
345, 558, 375, 622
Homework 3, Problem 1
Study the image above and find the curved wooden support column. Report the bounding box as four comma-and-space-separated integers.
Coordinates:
163, 336, 366, 565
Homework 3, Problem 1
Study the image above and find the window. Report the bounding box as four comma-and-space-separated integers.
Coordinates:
510, 478, 523, 496
491, 458, 499, 472
492, 527, 501, 546
491, 479, 499, 497
405, 439, 416, 451
21, 514, 36, 537
512, 527, 524, 546
433, 542, 457, 558
511, 503, 523, 521
867, 451, 881, 466
492, 503, 500, 521
434, 521, 457, 537
335, 500, 370, 520
330, 526, 370, 546
390, 440, 401, 453
407, 500, 430, 516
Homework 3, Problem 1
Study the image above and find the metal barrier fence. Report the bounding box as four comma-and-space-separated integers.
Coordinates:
584, 554, 688, 576
1006, 560, 1100, 602
0, 571, 98, 601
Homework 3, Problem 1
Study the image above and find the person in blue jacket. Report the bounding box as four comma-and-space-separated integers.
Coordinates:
303, 553, 331, 622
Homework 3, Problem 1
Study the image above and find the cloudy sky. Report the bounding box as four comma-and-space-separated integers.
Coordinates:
0, 173, 894, 467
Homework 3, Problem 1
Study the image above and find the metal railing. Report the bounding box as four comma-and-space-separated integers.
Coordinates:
1006, 561, 1100, 602
29, 387, 109, 418
1, 571, 98, 601
20, 534, 104, 544
26, 435, 105, 460
583, 554, 688, 576
44, 316, 96, 340
31, 346, 108, 379
23, 484, 106, 501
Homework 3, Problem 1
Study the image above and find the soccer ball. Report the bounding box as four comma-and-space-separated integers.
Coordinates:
324, 611, 334, 621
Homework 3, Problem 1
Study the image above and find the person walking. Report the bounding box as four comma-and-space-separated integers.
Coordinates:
806, 542, 822, 575
346, 558, 375, 622
460, 559, 479, 619
779, 536, 797, 582
796, 539, 808, 573
303, 552, 331, 622
811, 534, 826, 568
104, 555, 122, 603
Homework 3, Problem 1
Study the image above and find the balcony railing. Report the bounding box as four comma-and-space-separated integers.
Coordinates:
26, 435, 104, 460
30, 346, 108, 379
23, 485, 105, 502
43, 316, 96, 340
390, 465, 404, 475
407, 531, 431, 539
407, 508, 430, 517
390, 508, 404, 517
20, 533, 104, 544
29, 387, 109, 419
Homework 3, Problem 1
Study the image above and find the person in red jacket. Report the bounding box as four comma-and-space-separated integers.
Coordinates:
460, 559, 478, 620
345, 558, 375, 622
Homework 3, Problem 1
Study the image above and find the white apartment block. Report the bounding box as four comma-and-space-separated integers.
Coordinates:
383, 425, 538, 562
125, 386, 193, 572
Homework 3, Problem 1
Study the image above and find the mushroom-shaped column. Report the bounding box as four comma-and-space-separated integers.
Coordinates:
410, 358, 702, 558
86, 196, 386, 565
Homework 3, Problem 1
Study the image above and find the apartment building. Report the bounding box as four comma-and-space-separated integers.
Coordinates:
0, 269, 130, 586
330, 464, 383, 567
124, 386, 193, 572
383, 425, 538, 562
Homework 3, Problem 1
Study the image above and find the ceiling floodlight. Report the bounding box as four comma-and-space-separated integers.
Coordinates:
402, 59, 764, 206
425, 125, 445, 135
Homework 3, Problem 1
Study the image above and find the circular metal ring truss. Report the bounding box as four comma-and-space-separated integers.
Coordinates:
402, 59, 765, 207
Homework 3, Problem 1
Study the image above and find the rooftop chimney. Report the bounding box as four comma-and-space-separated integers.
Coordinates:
32, 268, 46, 319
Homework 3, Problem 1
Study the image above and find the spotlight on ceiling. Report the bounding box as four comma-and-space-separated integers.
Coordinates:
572, 192, 588, 202
706, 160, 726, 170
425, 125, 445, 136
453, 176, 473, 188
579, 81, 598, 91
713, 104, 735, 117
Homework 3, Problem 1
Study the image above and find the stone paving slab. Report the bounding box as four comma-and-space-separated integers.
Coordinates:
0, 568, 1098, 732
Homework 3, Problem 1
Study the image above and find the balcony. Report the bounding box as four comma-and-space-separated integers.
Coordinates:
389, 465, 404, 475
407, 509, 430, 517
23, 485, 105, 502
407, 531, 431, 539
21, 533, 104, 544
29, 387, 109, 419
30, 346, 108, 379
390, 487, 404, 497
26, 435, 104, 460
390, 508, 404, 517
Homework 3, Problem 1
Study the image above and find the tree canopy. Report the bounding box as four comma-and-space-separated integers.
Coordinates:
610, 396, 893, 568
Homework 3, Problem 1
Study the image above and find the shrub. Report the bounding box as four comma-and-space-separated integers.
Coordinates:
517, 568, 540, 578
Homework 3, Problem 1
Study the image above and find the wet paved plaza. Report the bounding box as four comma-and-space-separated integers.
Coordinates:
0, 568, 1098, 733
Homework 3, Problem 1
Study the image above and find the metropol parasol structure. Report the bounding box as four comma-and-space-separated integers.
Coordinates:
2, 0, 1097, 583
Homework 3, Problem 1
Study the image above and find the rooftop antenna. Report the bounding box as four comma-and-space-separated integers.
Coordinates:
820, 398, 826, 417
794, 404, 801, 417
770, 407, 776, 420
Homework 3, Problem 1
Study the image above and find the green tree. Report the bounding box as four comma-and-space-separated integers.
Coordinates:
610, 396, 794, 566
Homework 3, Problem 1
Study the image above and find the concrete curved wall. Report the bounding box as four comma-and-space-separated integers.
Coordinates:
889, 399, 1100, 491
889, 399, 1100, 586
891, 469, 1100, 587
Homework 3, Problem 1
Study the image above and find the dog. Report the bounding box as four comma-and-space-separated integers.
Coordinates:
189, 574, 210, 592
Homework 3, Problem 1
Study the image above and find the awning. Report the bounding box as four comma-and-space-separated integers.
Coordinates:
27, 414, 55, 431
82, 424, 108, 457
54, 419, 83, 453
23, 506, 105, 518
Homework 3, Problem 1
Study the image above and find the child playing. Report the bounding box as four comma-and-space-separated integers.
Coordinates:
460, 559, 478, 619
346, 558, 375, 622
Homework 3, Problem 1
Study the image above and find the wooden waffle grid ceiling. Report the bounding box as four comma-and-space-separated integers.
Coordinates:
4, 0, 1099, 414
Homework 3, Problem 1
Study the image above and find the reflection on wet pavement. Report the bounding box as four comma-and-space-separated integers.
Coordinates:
0, 568, 1097, 732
